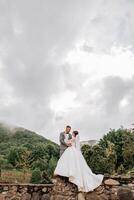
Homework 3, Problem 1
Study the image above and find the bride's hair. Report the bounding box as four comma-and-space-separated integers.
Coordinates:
73, 130, 79, 137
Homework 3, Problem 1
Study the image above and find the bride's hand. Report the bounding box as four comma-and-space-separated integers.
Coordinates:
67, 139, 72, 146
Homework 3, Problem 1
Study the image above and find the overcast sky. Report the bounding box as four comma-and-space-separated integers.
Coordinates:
0, 0, 134, 144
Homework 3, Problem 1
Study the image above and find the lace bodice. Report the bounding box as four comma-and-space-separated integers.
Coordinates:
71, 136, 81, 151
64, 134, 80, 150
71, 136, 76, 147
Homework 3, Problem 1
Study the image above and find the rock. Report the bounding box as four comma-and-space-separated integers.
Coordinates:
111, 186, 118, 194
19, 187, 27, 194
3, 186, 8, 191
10, 197, 21, 200
0, 194, 5, 200
1, 192, 7, 195
50, 176, 78, 200
85, 192, 100, 200
104, 189, 110, 195
128, 183, 134, 189
99, 193, 109, 200
86, 192, 109, 200
31, 192, 40, 200
21, 193, 31, 200
95, 186, 104, 195
117, 188, 134, 200
42, 187, 47, 193
78, 192, 85, 200
10, 186, 18, 193
41, 193, 50, 200
34, 187, 38, 192
104, 179, 120, 186
110, 193, 117, 200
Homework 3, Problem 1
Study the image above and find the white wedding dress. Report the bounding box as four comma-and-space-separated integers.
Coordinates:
54, 135, 104, 192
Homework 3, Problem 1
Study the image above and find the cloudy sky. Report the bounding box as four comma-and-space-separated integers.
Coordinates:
0, 0, 134, 144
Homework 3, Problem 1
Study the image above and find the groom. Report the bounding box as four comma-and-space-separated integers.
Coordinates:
59, 125, 72, 157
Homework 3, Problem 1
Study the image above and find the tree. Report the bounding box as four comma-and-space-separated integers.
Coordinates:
122, 136, 134, 169
89, 145, 114, 174
32, 159, 48, 171
81, 145, 93, 166
30, 168, 42, 184
0, 156, 5, 177
99, 128, 124, 168
7, 146, 31, 180
7, 147, 20, 167
44, 144, 59, 161
29, 143, 48, 164
47, 156, 57, 177
81, 128, 134, 175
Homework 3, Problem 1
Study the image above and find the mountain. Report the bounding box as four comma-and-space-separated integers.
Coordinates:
0, 122, 60, 183
0, 122, 59, 156
80, 139, 98, 146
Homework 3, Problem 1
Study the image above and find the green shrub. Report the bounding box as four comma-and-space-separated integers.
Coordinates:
30, 168, 42, 184
117, 164, 126, 175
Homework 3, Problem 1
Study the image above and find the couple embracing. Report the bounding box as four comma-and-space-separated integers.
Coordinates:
54, 125, 104, 193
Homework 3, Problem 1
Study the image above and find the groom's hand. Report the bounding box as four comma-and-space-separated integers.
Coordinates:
67, 143, 72, 147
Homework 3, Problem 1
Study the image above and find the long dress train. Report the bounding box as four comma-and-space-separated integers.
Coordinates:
54, 135, 103, 192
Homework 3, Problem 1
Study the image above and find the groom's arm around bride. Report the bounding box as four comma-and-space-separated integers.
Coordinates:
59, 125, 72, 157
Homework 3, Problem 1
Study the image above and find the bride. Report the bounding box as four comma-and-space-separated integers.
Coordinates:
54, 130, 104, 193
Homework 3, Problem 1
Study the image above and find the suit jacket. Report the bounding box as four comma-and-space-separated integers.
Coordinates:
59, 131, 72, 155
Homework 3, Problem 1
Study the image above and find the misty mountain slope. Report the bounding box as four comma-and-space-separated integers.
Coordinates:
0, 122, 59, 156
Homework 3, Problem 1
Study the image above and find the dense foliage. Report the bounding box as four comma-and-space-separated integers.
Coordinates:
0, 123, 59, 183
81, 127, 134, 175
1, 123, 134, 183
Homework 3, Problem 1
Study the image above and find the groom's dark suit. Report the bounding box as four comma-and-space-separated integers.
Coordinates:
59, 131, 72, 157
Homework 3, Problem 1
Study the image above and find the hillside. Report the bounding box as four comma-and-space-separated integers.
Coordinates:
80, 139, 98, 147
0, 122, 59, 183
0, 122, 59, 156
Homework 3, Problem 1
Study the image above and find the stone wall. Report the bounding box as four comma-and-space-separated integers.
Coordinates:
51, 175, 134, 200
0, 183, 53, 200
0, 175, 134, 200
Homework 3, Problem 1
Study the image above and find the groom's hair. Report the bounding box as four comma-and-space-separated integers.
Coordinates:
66, 125, 71, 129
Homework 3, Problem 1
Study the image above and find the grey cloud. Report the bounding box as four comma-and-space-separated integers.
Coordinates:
0, 0, 134, 143
99, 75, 134, 131
100, 76, 130, 114
82, 0, 134, 53
0, 0, 94, 138
0, 0, 94, 100
51, 75, 134, 142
